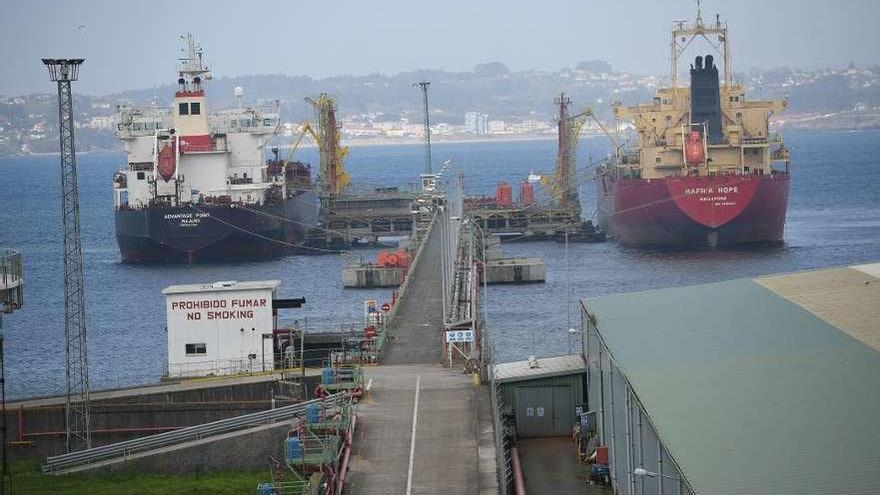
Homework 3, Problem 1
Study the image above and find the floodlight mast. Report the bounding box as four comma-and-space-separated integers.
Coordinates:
414, 81, 432, 174
42, 58, 92, 452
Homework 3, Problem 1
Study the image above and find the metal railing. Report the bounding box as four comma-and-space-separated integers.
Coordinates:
42, 392, 347, 474
166, 357, 274, 378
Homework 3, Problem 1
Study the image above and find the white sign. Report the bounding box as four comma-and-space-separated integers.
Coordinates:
537, 407, 545, 417
363, 300, 378, 322
445, 330, 475, 343
527, 407, 535, 417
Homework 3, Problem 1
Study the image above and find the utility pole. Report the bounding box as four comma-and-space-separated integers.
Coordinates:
414, 81, 432, 174
42, 59, 92, 452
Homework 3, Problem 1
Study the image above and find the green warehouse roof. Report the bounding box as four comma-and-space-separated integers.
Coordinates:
581, 264, 880, 495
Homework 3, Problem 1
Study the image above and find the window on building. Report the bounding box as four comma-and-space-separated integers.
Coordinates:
179, 102, 189, 115
185, 343, 206, 355
190, 102, 201, 115
136, 172, 145, 180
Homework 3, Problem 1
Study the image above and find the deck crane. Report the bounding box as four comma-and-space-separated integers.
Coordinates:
568, 107, 622, 160
287, 121, 320, 159
552, 99, 624, 204
287, 94, 352, 200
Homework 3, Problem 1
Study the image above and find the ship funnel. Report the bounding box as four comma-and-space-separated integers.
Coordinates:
690, 54, 723, 144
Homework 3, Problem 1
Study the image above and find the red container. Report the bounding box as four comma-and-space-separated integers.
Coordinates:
495, 182, 513, 207
520, 181, 534, 206
376, 249, 411, 268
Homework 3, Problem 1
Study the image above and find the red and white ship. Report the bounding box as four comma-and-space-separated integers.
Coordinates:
596, 8, 791, 247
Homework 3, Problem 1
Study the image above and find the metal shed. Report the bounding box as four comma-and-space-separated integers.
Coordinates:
493, 355, 586, 438
580, 263, 880, 495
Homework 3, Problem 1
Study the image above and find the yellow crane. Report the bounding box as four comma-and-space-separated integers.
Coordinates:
553, 99, 622, 206
287, 94, 351, 198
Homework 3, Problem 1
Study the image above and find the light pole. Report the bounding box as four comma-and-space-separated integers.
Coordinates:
468, 220, 489, 332
466, 219, 489, 367
633, 467, 680, 480
43, 58, 92, 452
438, 205, 448, 326
565, 226, 571, 334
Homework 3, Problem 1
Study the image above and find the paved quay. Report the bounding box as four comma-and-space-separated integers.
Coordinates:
347, 364, 490, 495
518, 437, 608, 495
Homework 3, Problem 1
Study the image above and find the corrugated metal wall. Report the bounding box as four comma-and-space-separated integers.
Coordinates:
582, 306, 695, 495
499, 373, 585, 438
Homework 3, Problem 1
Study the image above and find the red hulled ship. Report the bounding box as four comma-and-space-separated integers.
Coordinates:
596, 8, 791, 247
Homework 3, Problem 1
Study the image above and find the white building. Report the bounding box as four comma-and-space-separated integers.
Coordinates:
163, 280, 280, 378
487, 120, 507, 134
464, 111, 489, 134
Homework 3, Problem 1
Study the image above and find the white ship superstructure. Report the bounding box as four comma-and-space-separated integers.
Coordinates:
112, 34, 318, 263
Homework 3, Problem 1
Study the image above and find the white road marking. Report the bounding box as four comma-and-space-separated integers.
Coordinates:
405, 373, 421, 495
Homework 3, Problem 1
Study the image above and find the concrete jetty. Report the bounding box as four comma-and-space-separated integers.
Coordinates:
347, 218, 497, 493
342, 263, 405, 288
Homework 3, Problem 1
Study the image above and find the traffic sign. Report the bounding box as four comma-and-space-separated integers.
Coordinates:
445, 330, 475, 343
381, 302, 391, 312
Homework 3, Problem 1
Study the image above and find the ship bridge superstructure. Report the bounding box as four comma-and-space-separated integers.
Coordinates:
611, 7, 790, 181
113, 34, 290, 211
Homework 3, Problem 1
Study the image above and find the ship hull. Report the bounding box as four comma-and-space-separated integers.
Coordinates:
597, 172, 789, 247
115, 191, 319, 263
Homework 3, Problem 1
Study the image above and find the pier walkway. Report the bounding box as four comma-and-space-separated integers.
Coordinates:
383, 218, 445, 365
347, 365, 494, 495
348, 218, 498, 494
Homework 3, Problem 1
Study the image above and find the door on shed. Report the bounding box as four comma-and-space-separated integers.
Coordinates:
516, 386, 572, 438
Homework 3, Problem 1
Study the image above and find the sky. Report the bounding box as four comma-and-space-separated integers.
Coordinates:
1, 0, 879, 96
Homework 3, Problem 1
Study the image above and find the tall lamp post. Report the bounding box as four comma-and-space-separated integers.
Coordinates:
466, 219, 489, 367
42, 58, 92, 452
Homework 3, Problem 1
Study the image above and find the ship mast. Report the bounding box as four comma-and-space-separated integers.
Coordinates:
177, 33, 211, 92
670, 1, 730, 94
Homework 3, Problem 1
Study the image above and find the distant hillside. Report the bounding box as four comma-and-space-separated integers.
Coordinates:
2, 61, 880, 156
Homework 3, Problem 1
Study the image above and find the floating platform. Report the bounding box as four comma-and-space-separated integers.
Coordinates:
342, 263, 405, 288
485, 257, 545, 284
